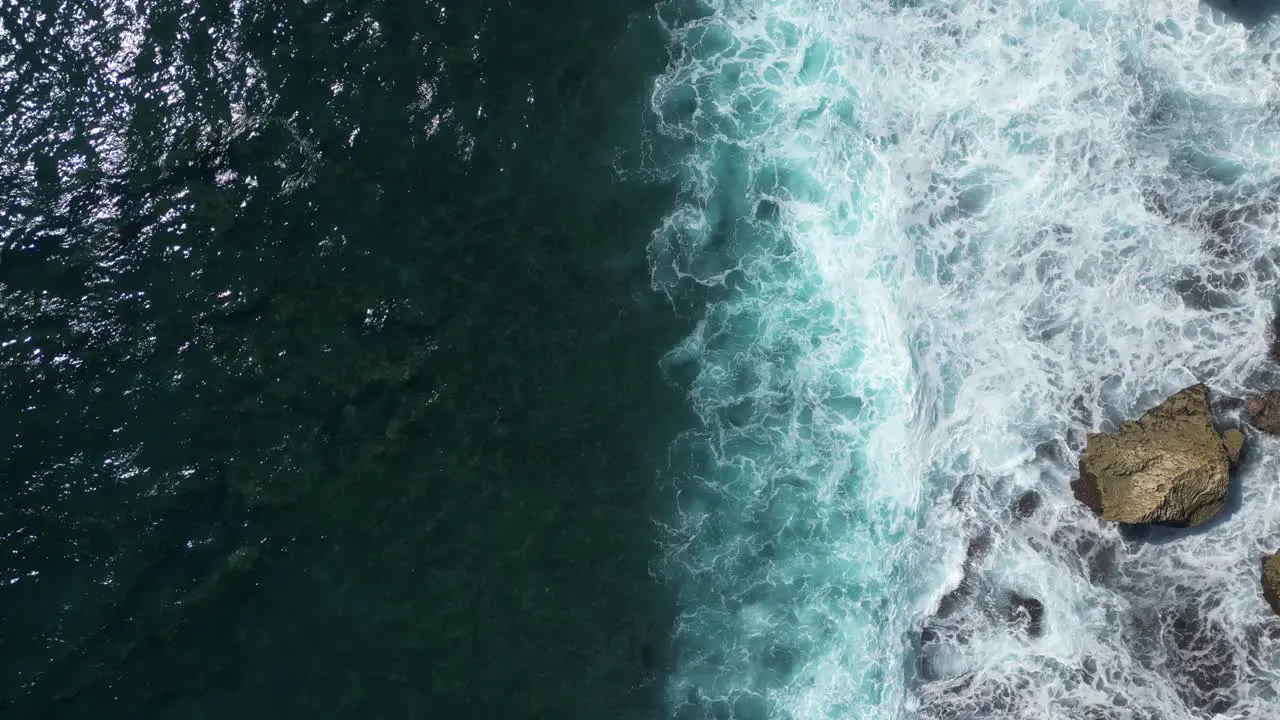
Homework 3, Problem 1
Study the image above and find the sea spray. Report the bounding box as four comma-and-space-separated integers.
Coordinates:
648, 0, 1280, 717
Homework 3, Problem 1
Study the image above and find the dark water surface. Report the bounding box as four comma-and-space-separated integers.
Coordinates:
0, 1, 688, 717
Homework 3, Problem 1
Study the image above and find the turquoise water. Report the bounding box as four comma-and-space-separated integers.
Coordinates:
648, 0, 1280, 717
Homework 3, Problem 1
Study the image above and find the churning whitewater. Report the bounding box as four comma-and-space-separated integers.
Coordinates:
645, 0, 1280, 717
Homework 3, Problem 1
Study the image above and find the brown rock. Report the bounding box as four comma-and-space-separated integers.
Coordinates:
1070, 473, 1103, 513
1076, 384, 1230, 526
1223, 428, 1245, 466
1245, 390, 1280, 435
1263, 552, 1280, 615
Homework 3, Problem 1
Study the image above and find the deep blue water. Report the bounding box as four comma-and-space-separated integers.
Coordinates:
16, 1, 1280, 718
0, 1, 688, 717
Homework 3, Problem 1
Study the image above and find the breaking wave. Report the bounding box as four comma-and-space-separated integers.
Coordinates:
645, 0, 1280, 717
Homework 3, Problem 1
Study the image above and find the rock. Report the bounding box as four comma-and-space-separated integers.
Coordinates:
1070, 471, 1103, 513
1051, 527, 1123, 586
928, 533, 993, 623
1204, 197, 1277, 256
1263, 552, 1280, 615
1245, 390, 1280, 435
1159, 600, 1239, 715
949, 478, 973, 510
1034, 438, 1067, 465
1075, 384, 1231, 526
1068, 392, 1094, 430
918, 532, 999, 680
1079, 536, 1120, 586
1012, 490, 1042, 521
1210, 393, 1246, 414
949, 472, 986, 510
1270, 312, 1280, 365
1223, 429, 1245, 466
932, 584, 971, 622
964, 531, 993, 570
1142, 188, 1174, 220
1006, 593, 1045, 638
1173, 271, 1241, 311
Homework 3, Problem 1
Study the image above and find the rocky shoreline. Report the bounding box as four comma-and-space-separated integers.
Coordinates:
1068, 377, 1280, 612
1070, 383, 1237, 528
916, 312, 1280, 718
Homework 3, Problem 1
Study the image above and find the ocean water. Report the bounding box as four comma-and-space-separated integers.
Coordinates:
1, 1, 684, 718
645, 0, 1280, 717
13, 0, 1280, 717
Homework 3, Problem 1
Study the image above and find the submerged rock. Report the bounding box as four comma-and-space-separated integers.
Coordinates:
949, 472, 987, 510
1270, 312, 1280, 365
1263, 552, 1280, 615
1158, 599, 1240, 715
1210, 392, 1246, 415
1204, 196, 1277, 258
1172, 269, 1245, 311
964, 531, 993, 570
1005, 593, 1045, 638
1245, 390, 1280, 435
1011, 490, 1042, 521
1074, 384, 1232, 526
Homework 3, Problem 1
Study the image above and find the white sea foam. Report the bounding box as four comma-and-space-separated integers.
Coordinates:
647, 0, 1280, 717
